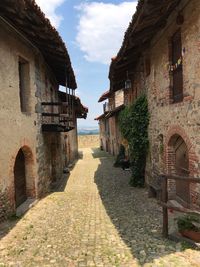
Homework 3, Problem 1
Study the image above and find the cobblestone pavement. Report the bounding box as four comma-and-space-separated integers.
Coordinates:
0, 148, 200, 267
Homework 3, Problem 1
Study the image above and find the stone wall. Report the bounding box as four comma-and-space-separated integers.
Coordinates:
78, 135, 100, 149
115, 89, 124, 107
0, 20, 39, 214
0, 18, 78, 219
99, 120, 105, 150
99, 118, 109, 152
65, 123, 78, 163
98, 88, 125, 156
0, 190, 14, 223
34, 50, 66, 196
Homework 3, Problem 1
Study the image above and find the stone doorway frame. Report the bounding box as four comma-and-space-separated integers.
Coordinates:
12, 146, 36, 210
165, 125, 199, 205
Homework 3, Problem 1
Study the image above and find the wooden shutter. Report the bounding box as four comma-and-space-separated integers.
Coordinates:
172, 29, 183, 102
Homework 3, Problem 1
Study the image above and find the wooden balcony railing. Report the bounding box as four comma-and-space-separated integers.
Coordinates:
103, 102, 115, 113
41, 102, 75, 132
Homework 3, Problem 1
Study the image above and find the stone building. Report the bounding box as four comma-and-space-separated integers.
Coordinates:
99, 0, 200, 207
0, 0, 87, 221
59, 92, 88, 165
95, 90, 124, 156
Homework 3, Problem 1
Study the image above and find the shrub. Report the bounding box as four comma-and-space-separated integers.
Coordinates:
177, 214, 200, 232
119, 95, 149, 187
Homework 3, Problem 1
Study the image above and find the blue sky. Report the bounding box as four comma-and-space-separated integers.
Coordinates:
35, 0, 137, 128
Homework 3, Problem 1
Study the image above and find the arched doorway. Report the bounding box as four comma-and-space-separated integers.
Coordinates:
168, 134, 190, 205
14, 146, 35, 208
14, 149, 27, 207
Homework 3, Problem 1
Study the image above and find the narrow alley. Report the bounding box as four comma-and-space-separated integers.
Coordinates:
0, 148, 199, 267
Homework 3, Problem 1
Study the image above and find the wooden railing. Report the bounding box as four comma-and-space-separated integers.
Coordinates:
41, 102, 75, 132
103, 102, 115, 113
159, 174, 200, 238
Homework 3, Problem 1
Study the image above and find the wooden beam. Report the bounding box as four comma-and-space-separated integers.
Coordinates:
161, 177, 168, 238
42, 112, 60, 117
42, 102, 62, 106
163, 175, 200, 183
41, 102, 69, 106
159, 201, 200, 216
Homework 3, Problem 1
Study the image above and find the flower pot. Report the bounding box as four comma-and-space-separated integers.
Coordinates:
180, 230, 200, 242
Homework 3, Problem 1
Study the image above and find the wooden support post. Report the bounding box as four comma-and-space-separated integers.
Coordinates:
161, 175, 168, 238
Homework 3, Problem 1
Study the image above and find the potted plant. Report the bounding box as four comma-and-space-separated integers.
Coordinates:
177, 214, 200, 242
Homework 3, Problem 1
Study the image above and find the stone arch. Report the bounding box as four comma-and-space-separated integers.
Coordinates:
165, 126, 198, 205
14, 146, 35, 208
166, 125, 192, 148
165, 125, 196, 175
167, 134, 189, 174
168, 134, 190, 203
165, 127, 200, 206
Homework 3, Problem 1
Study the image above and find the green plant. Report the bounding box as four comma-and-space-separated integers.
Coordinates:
119, 95, 149, 187
177, 214, 200, 232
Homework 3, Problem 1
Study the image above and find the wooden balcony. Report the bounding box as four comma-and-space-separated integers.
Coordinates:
103, 102, 115, 113
41, 102, 75, 132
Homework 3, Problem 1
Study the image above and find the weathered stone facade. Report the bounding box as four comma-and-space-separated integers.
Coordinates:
0, 20, 39, 217
65, 122, 79, 164
144, 0, 200, 204
0, 2, 87, 220
96, 90, 124, 156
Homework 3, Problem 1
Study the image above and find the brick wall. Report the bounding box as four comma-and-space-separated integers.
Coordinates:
144, 0, 200, 203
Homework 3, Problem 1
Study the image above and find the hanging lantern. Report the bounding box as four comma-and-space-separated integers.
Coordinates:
125, 71, 132, 90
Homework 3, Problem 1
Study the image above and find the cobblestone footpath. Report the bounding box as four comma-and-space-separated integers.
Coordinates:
0, 148, 200, 267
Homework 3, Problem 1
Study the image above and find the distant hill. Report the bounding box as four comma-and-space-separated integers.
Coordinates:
78, 127, 99, 136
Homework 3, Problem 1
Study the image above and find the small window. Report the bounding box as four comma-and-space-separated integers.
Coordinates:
171, 29, 183, 103
18, 57, 30, 113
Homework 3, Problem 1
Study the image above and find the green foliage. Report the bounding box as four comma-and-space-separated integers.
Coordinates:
177, 215, 200, 232
119, 95, 149, 187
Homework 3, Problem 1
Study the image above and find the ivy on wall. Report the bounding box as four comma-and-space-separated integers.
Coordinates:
119, 95, 149, 187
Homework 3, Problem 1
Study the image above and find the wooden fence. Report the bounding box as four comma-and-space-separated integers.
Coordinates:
159, 174, 200, 238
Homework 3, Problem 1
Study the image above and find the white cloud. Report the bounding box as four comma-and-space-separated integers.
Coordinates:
75, 1, 137, 64
35, 0, 66, 28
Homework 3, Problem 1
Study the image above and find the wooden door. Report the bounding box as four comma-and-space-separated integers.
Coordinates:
175, 137, 190, 204
14, 149, 27, 207
51, 142, 57, 182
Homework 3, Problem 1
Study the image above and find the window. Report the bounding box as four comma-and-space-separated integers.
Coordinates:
171, 29, 183, 103
18, 57, 30, 113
